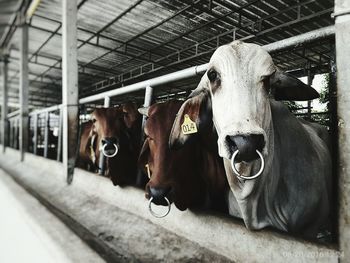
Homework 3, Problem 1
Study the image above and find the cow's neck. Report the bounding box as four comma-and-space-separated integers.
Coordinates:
225, 101, 284, 230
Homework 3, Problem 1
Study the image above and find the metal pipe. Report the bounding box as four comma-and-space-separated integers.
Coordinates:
335, 0, 350, 261
9, 120, 12, 148
56, 109, 63, 161
1, 59, 8, 152
307, 70, 314, 120
141, 85, 153, 132
263, 25, 335, 53
33, 113, 38, 155
29, 104, 62, 116
7, 110, 20, 119
14, 118, 19, 150
19, 20, 29, 161
43, 111, 49, 158
98, 96, 111, 176
62, 0, 79, 184
26, 0, 42, 20
136, 85, 153, 186
79, 64, 208, 104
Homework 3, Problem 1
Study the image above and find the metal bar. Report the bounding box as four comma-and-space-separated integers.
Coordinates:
9, 120, 12, 148
62, 0, 79, 184
98, 96, 111, 176
1, 58, 8, 152
26, 0, 42, 20
56, 108, 62, 161
33, 113, 38, 155
335, 0, 350, 261
142, 86, 153, 131
43, 111, 49, 158
7, 110, 20, 118
14, 118, 19, 149
136, 85, 153, 186
29, 104, 62, 116
263, 25, 335, 53
307, 70, 314, 120
19, 20, 29, 161
79, 64, 208, 104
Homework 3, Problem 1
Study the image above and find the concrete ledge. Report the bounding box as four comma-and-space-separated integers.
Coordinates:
0, 148, 339, 262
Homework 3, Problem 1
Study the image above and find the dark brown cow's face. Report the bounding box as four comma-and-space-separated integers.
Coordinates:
90, 106, 138, 186
138, 101, 206, 211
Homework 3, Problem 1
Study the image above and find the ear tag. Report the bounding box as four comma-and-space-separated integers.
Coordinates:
181, 114, 198, 135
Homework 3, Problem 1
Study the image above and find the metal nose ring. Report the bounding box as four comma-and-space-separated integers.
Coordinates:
148, 196, 171, 218
230, 149, 265, 180
102, 143, 118, 157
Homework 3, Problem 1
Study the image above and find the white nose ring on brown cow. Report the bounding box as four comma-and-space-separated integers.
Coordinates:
148, 197, 171, 218
230, 149, 265, 180
102, 143, 119, 158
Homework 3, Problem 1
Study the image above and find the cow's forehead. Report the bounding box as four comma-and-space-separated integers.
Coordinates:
209, 41, 275, 76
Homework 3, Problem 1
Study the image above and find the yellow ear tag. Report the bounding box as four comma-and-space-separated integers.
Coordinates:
181, 114, 198, 135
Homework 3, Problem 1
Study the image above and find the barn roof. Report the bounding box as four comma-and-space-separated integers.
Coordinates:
0, 0, 335, 109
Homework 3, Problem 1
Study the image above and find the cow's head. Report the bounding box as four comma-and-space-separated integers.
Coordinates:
91, 107, 126, 158
138, 101, 206, 211
91, 105, 140, 185
170, 41, 319, 163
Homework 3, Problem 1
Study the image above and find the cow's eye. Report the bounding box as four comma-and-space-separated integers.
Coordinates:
92, 118, 97, 123
207, 69, 218, 82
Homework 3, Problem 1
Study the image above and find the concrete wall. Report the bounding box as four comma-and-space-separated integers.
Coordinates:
0, 148, 340, 262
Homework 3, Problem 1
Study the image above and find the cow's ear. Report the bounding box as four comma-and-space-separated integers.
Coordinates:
138, 138, 150, 167
169, 86, 211, 150
269, 70, 319, 101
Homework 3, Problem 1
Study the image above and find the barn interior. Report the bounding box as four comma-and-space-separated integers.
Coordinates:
0, 0, 348, 262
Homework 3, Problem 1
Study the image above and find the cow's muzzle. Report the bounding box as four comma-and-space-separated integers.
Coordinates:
225, 134, 265, 162
101, 137, 119, 157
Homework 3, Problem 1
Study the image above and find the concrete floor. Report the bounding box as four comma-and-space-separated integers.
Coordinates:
0, 170, 105, 263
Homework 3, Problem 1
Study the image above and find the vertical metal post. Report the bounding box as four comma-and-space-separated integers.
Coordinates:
14, 118, 19, 149
306, 70, 314, 121
136, 85, 153, 186
56, 108, 63, 161
142, 85, 153, 131
335, 0, 350, 261
33, 113, 38, 154
329, 50, 339, 242
9, 119, 12, 148
1, 58, 8, 152
43, 111, 49, 158
98, 96, 110, 175
19, 19, 29, 161
62, 0, 79, 184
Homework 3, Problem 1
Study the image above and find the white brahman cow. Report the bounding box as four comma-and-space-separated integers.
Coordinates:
169, 41, 332, 238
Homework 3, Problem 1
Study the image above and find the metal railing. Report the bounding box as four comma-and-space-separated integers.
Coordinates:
3, 25, 335, 164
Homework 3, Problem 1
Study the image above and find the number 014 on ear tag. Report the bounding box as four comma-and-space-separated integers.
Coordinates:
181, 114, 198, 135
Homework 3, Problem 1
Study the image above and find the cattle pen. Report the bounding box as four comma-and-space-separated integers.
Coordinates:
0, 0, 349, 262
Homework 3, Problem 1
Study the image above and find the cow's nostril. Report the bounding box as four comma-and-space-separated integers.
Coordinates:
227, 134, 265, 162
149, 186, 171, 206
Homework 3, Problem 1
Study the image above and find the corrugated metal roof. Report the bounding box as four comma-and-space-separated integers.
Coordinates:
0, 0, 335, 109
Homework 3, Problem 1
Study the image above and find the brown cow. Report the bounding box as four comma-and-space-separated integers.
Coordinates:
78, 102, 143, 186
138, 100, 228, 213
